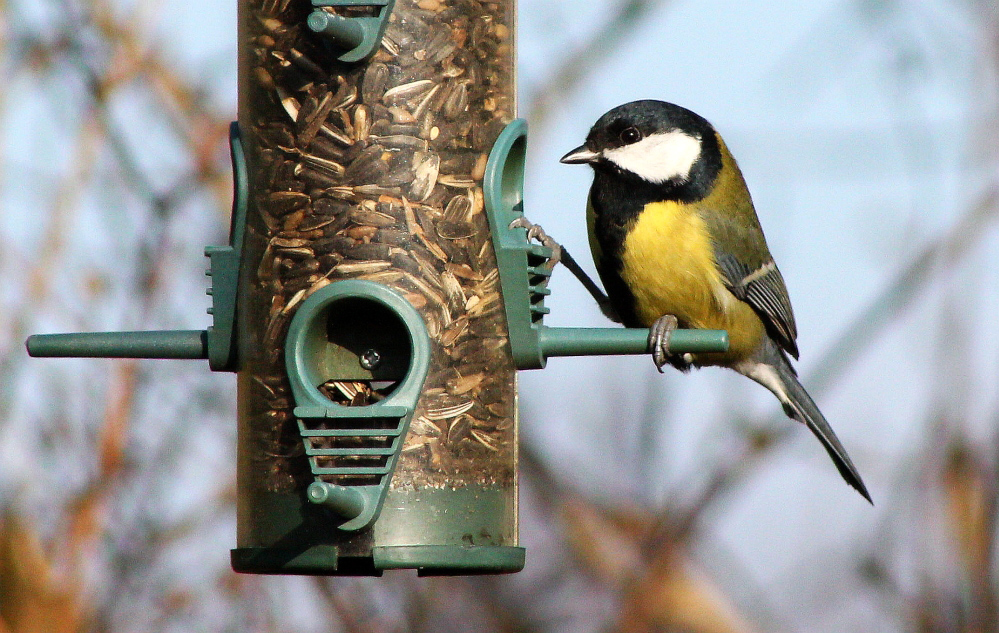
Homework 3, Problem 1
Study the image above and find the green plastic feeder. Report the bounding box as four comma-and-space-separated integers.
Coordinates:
26, 22, 727, 577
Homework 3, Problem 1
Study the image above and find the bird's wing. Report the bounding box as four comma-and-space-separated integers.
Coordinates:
717, 254, 799, 359
706, 211, 800, 359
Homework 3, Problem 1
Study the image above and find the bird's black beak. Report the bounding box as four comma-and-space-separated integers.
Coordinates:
560, 145, 600, 164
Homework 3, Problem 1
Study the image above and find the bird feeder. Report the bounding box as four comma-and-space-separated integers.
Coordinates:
27, 0, 727, 576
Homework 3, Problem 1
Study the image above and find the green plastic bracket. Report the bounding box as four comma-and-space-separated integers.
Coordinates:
25, 122, 249, 371
483, 119, 729, 370
483, 118, 549, 369
203, 121, 249, 371
308, 0, 396, 64
284, 279, 431, 531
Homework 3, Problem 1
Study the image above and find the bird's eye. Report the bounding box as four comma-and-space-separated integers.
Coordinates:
619, 127, 642, 144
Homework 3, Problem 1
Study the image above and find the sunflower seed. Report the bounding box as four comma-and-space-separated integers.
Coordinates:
409, 152, 440, 201
382, 79, 434, 105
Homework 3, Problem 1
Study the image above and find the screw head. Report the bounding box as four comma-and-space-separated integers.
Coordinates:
307, 482, 329, 504
306, 10, 332, 33
359, 348, 382, 370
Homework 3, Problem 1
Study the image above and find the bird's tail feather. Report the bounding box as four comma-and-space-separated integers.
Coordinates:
739, 340, 872, 503
771, 354, 871, 503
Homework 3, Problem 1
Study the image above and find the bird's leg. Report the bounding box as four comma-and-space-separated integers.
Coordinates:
648, 314, 691, 373
559, 248, 621, 322
509, 216, 561, 269
509, 217, 623, 322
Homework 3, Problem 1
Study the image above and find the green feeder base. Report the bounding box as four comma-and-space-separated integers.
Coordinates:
231, 545, 525, 576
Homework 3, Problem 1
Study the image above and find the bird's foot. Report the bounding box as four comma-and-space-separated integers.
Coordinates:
509, 216, 562, 270
648, 314, 691, 373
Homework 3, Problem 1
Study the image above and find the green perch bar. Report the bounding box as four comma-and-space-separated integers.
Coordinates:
538, 327, 728, 357
25, 326, 728, 362
26, 330, 209, 360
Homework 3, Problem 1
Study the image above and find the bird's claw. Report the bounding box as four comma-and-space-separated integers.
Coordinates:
648, 314, 684, 373
509, 216, 562, 269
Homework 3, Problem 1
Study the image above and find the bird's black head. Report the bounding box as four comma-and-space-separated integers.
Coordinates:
560, 100, 723, 202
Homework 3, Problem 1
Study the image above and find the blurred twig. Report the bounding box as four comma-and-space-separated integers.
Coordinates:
2, 0, 234, 631
520, 441, 762, 633
0, 116, 101, 381
0, 514, 85, 633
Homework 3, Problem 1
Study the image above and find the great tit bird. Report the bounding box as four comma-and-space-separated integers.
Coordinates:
560, 100, 870, 502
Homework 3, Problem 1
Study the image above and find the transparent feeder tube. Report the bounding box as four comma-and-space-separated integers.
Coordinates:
236, 0, 519, 570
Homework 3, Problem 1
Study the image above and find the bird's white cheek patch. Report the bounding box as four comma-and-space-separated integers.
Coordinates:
603, 131, 702, 184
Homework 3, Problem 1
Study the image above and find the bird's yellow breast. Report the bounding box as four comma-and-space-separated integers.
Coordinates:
619, 200, 763, 360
